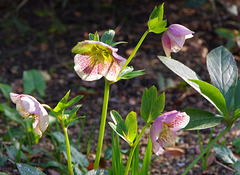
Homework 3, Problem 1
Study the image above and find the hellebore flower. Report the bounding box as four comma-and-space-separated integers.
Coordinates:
162, 24, 194, 58
73, 40, 126, 81
10, 93, 49, 137
150, 110, 190, 155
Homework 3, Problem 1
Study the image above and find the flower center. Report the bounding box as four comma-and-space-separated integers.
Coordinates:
88, 45, 112, 66
159, 122, 175, 147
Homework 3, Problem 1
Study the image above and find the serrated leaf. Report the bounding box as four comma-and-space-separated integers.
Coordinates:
23, 69, 46, 97
100, 29, 115, 45
125, 111, 137, 143
190, 80, 228, 116
0, 83, 12, 99
182, 108, 223, 130
17, 163, 46, 175
207, 46, 238, 111
141, 86, 165, 123
213, 144, 238, 164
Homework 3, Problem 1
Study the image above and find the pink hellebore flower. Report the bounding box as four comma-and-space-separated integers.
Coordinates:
10, 93, 49, 137
150, 110, 190, 155
73, 40, 126, 81
162, 24, 194, 58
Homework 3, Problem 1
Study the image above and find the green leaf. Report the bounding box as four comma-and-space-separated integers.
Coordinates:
215, 28, 235, 39
51, 131, 65, 143
53, 91, 83, 119
119, 66, 145, 80
53, 91, 70, 115
104, 147, 112, 161
66, 95, 83, 108
213, 144, 238, 164
141, 86, 165, 123
110, 110, 127, 136
109, 111, 138, 145
148, 19, 167, 34
68, 104, 82, 120
232, 160, 240, 174
86, 169, 109, 175
233, 137, 240, 153
184, 0, 207, 8
1, 104, 23, 124
111, 41, 128, 47
149, 4, 164, 20
234, 80, 240, 111
140, 132, 152, 175
23, 69, 46, 97
17, 163, 46, 175
111, 131, 124, 175
45, 161, 67, 173
0, 83, 12, 99
89, 31, 99, 41
100, 29, 115, 45
131, 143, 139, 175
159, 56, 228, 115
125, 111, 137, 143
182, 108, 223, 130
190, 80, 228, 116
206, 46, 238, 111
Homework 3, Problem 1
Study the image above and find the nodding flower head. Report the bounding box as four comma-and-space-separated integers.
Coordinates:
150, 110, 190, 155
10, 93, 49, 137
162, 24, 194, 58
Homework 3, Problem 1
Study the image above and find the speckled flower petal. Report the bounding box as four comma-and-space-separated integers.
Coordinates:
170, 112, 190, 132
73, 40, 126, 81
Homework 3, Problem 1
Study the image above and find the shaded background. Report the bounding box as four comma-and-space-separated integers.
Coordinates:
0, 0, 240, 174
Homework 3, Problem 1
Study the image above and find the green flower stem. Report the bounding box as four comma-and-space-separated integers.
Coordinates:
94, 78, 110, 169
182, 125, 231, 175
204, 127, 213, 169
63, 126, 73, 175
118, 30, 150, 78
197, 130, 204, 169
124, 122, 151, 175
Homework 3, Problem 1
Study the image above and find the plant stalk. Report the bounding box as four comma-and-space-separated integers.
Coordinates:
94, 79, 110, 169
118, 30, 149, 80
63, 126, 73, 175
124, 122, 151, 175
182, 125, 231, 175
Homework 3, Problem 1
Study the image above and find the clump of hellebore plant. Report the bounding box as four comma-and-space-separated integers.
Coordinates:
150, 110, 190, 155
10, 93, 49, 137
72, 40, 126, 82
162, 24, 194, 58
